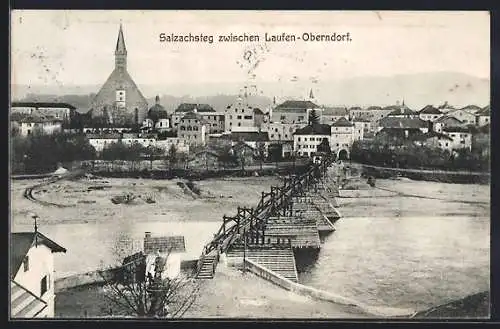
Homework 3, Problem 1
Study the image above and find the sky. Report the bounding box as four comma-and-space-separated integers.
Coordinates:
11, 10, 490, 97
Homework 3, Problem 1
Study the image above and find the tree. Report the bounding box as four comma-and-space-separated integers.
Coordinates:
145, 145, 164, 171
317, 138, 331, 153
167, 144, 178, 173
97, 236, 200, 318
308, 109, 320, 125
256, 142, 266, 171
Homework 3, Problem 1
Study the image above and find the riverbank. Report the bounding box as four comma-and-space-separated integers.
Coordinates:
412, 291, 489, 318
55, 266, 371, 318
356, 163, 490, 185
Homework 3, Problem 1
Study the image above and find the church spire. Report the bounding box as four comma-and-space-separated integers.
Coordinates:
309, 88, 315, 100
115, 24, 127, 70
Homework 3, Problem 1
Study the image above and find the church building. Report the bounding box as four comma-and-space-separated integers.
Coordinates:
90, 24, 148, 127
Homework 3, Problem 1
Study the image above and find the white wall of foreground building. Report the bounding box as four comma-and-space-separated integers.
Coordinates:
13, 244, 56, 317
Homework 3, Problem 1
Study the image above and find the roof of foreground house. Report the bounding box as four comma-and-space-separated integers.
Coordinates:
331, 117, 354, 127
419, 105, 443, 115
144, 235, 186, 254
11, 232, 66, 278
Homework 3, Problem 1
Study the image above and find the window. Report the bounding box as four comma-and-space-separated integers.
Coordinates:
23, 256, 29, 272
280, 115, 286, 121
229, 115, 232, 119
27, 130, 31, 135
237, 116, 242, 120
298, 137, 301, 142
238, 122, 241, 127
41, 276, 48, 296
244, 115, 252, 120
446, 143, 449, 147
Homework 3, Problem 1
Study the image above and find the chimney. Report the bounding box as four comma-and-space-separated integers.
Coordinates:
155, 95, 160, 105
427, 120, 433, 132
145, 232, 151, 239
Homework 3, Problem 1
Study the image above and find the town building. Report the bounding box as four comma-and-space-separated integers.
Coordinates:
270, 100, 320, 125
376, 116, 429, 142
171, 103, 215, 129
253, 108, 269, 130
418, 105, 444, 122
460, 104, 483, 115
476, 105, 490, 127
227, 130, 270, 149
267, 141, 294, 159
155, 138, 189, 154
321, 107, 349, 124
11, 102, 76, 127
412, 131, 454, 152
177, 111, 208, 146
264, 122, 305, 142
442, 126, 473, 151
187, 150, 221, 170
89, 24, 149, 126
86, 133, 122, 152
349, 106, 393, 133
199, 112, 226, 134
445, 108, 476, 125
352, 119, 366, 142
121, 133, 157, 148
384, 103, 419, 119
330, 117, 355, 156
11, 230, 66, 318
147, 96, 170, 132
293, 124, 331, 157
11, 114, 63, 137
433, 115, 465, 133
436, 101, 456, 114
224, 98, 258, 131
143, 232, 186, 280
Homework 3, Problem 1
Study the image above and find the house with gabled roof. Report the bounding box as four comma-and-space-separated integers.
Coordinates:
442, 126, 473, 151
419, 105, 444, 122
10, 230, 66, 318
445, 108, 476, 125
411, 131, 454, 152
433, 115, 466, 133
178, 111, 209, 146
143, 232, 186, 280
476, 105, 490, 127
321, 106, 348, 124
271, 100, 321, 125
294, 124, 331, 158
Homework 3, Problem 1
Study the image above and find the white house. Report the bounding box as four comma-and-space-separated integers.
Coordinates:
442, 126, 473, 151
321, 107, 349, 124
418, 105, 444, 122
11, 102, 76, 124
330, 117, 355, 155
86, 133, 122, 152
11, 114, 63, 137
143, 232, 186, 280
11, 230, 66, 318
224, 98, 257, 132
155, 138, 190, 154
121, 133, 157, 148
446, 108, 476, 125
293, 124, 331, 157
433, 115, 465, 133
264, 122, 306, 141
476, 106, 490, 127
352, 120, 366, 142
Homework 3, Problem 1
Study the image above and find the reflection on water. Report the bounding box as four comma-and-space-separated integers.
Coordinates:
13, 221, 221, 278
298, 216, 490, 312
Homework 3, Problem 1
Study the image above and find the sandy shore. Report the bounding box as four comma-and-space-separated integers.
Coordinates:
55, 265, 371, 319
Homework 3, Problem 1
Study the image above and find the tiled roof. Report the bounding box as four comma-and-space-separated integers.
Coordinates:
230, 131, 270, 142
412, 131, 453, 141
476, 105, 490, 116
11, 113, 63, 123
11, 232, 66, 278
181, 111, 207, 123
348, 106, 363, 112
366, 106, 383, 111
275, 100, 318, 110
144, 235, 186, 254
378, 116, 428, 129
442, 126, 473, 133
434, 115, 464, 124
175, 103, 215, 113
11, 102, 77, 110
331, 117, 354, 127
253, 108, 264, 115
294, 124, 331, 135
386, 106, 417, 116
322, 107, 348, 116
460, 105, 482, 113
419, 105, 443, 114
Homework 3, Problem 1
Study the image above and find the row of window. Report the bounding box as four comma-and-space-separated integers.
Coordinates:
179, 126, 200, 131
297, 137, 325, 142
228, 115, 253, 120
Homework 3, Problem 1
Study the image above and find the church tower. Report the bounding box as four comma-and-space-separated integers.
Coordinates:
115, 24, 127, 70
90, 24, 148, 127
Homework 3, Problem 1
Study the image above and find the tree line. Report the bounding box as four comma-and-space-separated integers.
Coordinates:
350, 140, 490, 172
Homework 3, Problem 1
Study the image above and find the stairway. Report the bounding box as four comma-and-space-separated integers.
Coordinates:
196, 255, 216, 279
226, 246, 299, 282
11, 281, 47, 318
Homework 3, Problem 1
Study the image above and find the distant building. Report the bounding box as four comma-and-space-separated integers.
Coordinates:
475, 106, 490, 127
11, 230, 66, 318
384, 103, 418, 119
187, 150, 221, 170
376, 116, 429, 144
143, 232, 186, 280
460, 105, 483, 115
330, 117, 355, 156
224, 98, 257, 131
227, 130, 270, 149
293, 124, 331, 157
89, 24, 148, 126
321, 107, 349, 124
171, 103, 215, 129
199, 112, 225, 134
350, 106, 393, 133
177, 111, 208, 146
11, 102, 76, 127
270, 100, 319, 125
264, 122, 305, 141
11, 113, 63, 137
412, 131, 454, 152
445, 108, 476, 125
121, 133, 157, 148
86, 133, 122, 152
442, 126, 473, 151
253, 108, 268, 130
147, 96, 170, 132
433, 115, 465, 133
155, 138, 189, 154
418, 105, 444, 122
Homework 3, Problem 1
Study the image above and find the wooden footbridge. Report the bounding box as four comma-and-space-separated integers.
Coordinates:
196, 155, 341, 280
